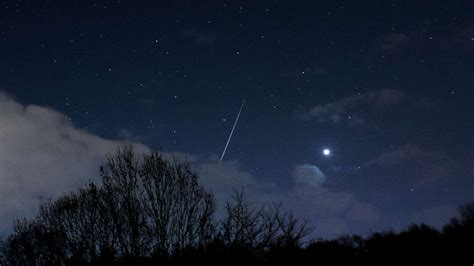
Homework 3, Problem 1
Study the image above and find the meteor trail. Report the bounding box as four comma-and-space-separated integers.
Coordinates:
219, 100, 246, 164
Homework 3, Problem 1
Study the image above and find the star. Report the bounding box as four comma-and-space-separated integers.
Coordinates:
323, 148, 331, 156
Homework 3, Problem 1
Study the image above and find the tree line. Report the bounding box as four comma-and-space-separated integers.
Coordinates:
0, 146, 473, 265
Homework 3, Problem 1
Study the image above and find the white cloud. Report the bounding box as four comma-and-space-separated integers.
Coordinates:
292, 164, 326, 186
0, 93, 148, 235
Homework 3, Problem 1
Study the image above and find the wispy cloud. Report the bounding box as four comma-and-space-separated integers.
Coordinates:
364, 144, 457, 188
300, 89, 405, 126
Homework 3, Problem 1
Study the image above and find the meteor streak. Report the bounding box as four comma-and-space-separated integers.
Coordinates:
219, 100, 246, 164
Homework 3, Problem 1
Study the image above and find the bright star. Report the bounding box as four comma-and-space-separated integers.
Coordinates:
323, 148, 331, 156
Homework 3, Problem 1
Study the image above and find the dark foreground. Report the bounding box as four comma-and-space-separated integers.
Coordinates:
1, 148, 473, 265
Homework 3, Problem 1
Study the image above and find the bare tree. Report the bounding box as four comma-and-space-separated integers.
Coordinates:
273, 207, 311, 248
98, 146, 216, 256
3, 145, 216, 263
4, 218, 67, 265
32, 182, 112, 263
100, 146, 149, 258
3, 145, 317, 264
222, 190, 310, 251
141, 152, 215, 255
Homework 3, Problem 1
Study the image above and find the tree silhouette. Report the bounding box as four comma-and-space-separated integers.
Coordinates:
222, 190, 310, 251
2, 146, 473, 265
6, 214, 83, 265
3, 146, 216, 264
139, 151, 215, 255
442, 202, 474, 261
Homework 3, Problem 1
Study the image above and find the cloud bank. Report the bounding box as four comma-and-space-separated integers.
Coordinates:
0, 93, 149, 235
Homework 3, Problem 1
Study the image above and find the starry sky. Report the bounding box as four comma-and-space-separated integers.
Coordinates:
0, 0, 473, 237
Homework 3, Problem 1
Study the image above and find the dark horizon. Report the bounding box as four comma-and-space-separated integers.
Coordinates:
0, 0, 473, 243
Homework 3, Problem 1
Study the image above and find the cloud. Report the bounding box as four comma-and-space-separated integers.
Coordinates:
142, 155, 378, 237
287, 183, 379, 237
376, 24, 474, 58
0, 93, 149, 235
196, 160, 281, 207
364, 144, 456, 188
181, 28, 216, 46
365, 144, 445, 167
196, 161, 379, 237
442, 23, 474, 55
0, 93, 378, 238
300, 89, 405, 126
292, 164, 326, 186
117, 128, 143, 142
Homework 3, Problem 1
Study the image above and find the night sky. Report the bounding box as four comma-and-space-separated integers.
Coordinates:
0, 0, 473, 237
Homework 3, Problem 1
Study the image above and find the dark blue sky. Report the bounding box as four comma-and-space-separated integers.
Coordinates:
0, 0, 473, 236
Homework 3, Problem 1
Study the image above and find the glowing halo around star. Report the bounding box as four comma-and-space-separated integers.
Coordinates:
322, 148, 331, 156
